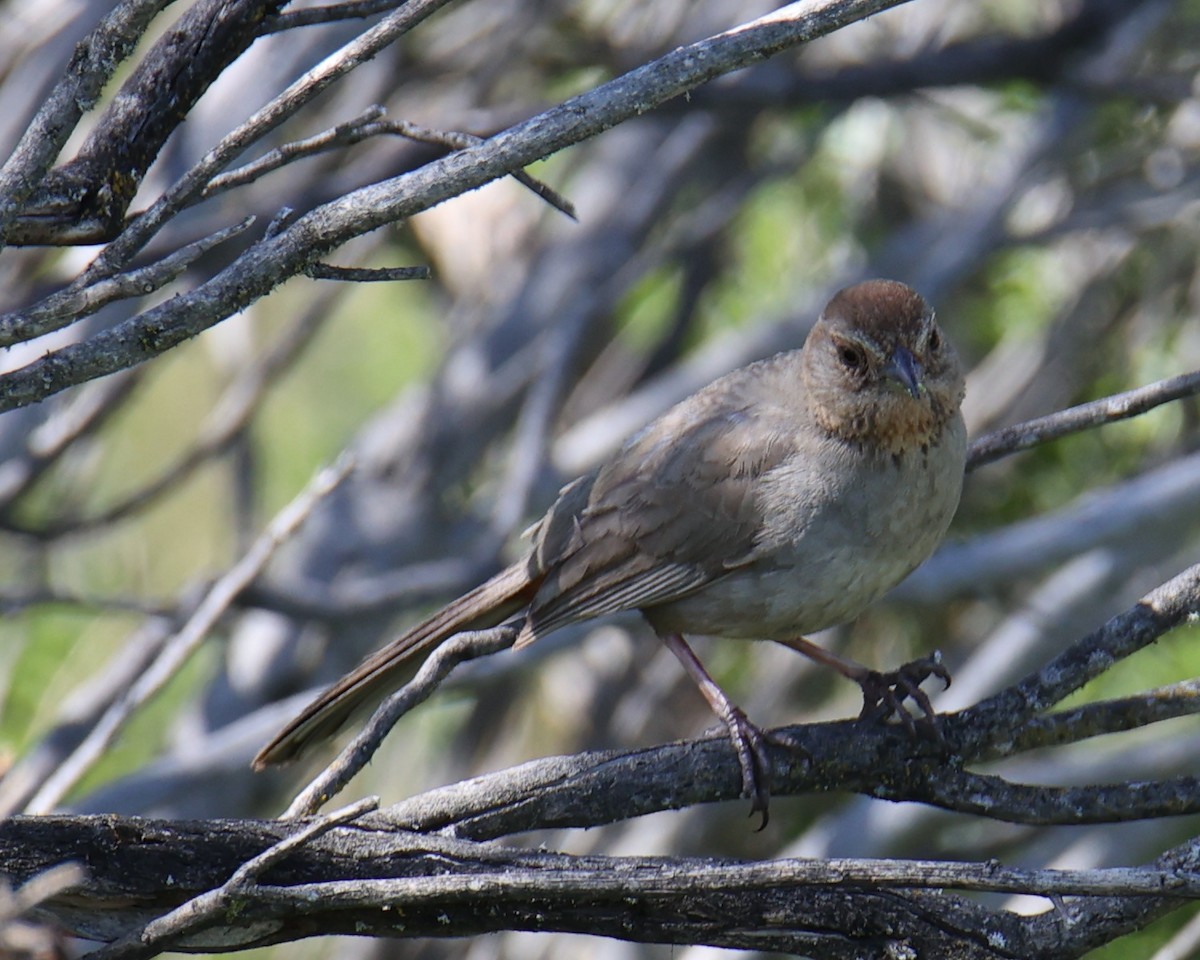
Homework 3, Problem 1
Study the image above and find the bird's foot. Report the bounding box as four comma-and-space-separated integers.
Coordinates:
856, 651, 951, 739
662, 631, 796, 829
719, 704, 776, 830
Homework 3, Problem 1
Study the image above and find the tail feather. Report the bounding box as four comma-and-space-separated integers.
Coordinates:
253, 561, 537, 769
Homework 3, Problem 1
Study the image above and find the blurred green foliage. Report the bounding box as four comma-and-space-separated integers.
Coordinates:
256, 269, 440, 513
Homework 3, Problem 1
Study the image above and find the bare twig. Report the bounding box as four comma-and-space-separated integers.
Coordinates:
304, 263, 431, 282
376, 717, 1200, 841
968, 368, 1200, 469
201, 106, 387, 197
1007, 680, 1200, 754
282, 623, 521, 818
245, 856, 1200, 903
230, 797, 380, 885
265, 0, 410, 32
208, 111, 577, 219
373, 118, 577, 220
23, 455, 355, 814
0, 217, 255, 348
885, 766, 1200, 825
5, 0, 289, 246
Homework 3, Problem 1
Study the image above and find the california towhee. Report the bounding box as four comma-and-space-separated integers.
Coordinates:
255, 279, 967, 821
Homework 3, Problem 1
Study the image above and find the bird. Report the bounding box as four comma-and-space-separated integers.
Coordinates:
254, 279, 968, 823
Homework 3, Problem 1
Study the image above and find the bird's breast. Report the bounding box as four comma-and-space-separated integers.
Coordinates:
643, 419, 965, 640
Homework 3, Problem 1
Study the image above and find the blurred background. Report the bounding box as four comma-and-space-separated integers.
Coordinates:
1, 0, 1200, 957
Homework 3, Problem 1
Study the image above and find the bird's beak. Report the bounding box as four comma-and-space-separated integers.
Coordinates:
884, 346, 923, 399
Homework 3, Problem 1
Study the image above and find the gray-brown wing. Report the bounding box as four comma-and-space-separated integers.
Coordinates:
516, 374, 800, 647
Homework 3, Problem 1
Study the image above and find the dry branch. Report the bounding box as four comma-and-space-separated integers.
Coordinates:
0, 0, 913, 413
3, 806, 1198, 959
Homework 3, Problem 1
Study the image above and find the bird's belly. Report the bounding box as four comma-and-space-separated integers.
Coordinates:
643, 548, 915, 640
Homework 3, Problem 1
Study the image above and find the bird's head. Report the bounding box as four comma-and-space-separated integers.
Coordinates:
802, 279, 965, 453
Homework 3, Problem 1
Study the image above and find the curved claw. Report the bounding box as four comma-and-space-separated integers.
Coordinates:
857, 651, 951, 740
723, 706, 773, 830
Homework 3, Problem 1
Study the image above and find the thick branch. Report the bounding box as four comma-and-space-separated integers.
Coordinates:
0, 0, 172, 242
5, 0, 288, 245
5, 813, 1187, 958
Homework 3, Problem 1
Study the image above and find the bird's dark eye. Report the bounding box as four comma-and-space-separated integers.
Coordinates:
928, 327, 941, 352
836, 342, 866, 371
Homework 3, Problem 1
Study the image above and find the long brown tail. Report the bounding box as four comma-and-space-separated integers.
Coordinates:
252, 561, 538, 769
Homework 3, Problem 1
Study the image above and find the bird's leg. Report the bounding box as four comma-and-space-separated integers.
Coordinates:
660, 632, 774, 827
773, 635, 950, 735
